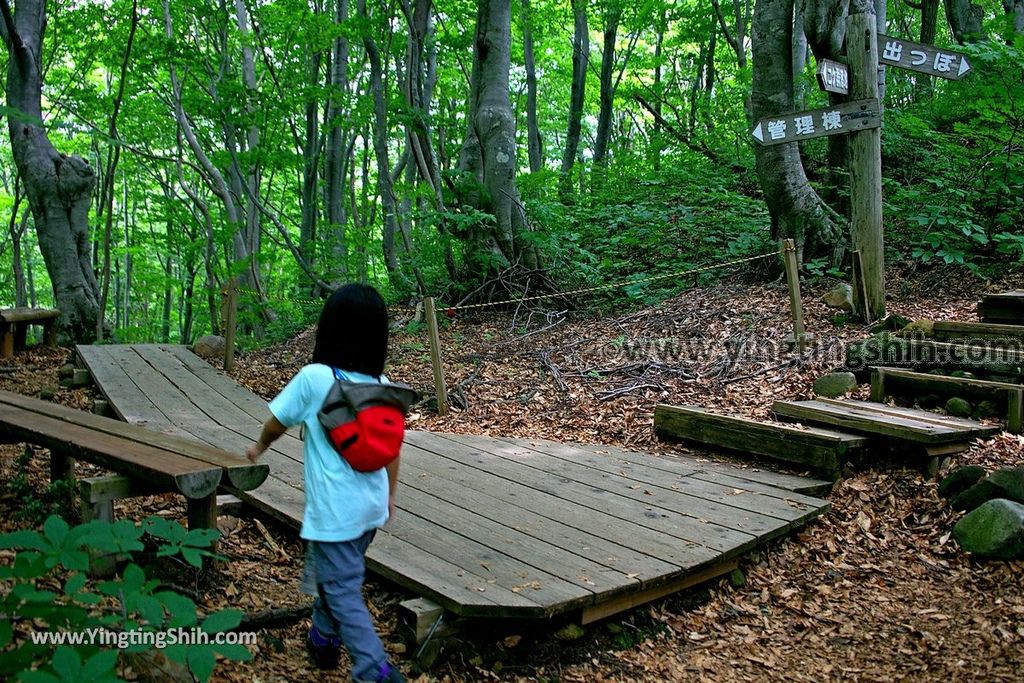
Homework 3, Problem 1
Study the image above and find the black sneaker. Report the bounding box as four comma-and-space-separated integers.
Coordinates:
306, 629, 340, 670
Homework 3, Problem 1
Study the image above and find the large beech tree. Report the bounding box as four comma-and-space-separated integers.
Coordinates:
1, 0, 100, 342
456, 0, 540, 273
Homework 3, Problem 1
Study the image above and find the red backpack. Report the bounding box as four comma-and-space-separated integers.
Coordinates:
318, 372, 419, 472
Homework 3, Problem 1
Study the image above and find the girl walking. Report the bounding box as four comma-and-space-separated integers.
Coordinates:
248, 284, 406, 682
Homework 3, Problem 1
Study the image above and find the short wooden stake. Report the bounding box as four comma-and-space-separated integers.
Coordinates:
1007, 389, 1023, 435
782, 239, 807, 353
424, 297, 449, 416
222, 278, 239, 372
852, 250, 875, 325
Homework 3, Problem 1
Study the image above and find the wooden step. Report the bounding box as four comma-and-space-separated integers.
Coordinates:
870, 367, 1023, 433
654, 404, 868, 480
978, 291, 1024, 324
932, 320, 1024, 344
771, 399, 1000, 447
846, 337, 1024, 380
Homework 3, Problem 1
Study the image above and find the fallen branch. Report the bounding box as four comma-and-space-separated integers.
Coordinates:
598, 383, 664, 402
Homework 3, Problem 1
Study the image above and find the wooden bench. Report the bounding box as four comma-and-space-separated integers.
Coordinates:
0, 389, 268, 534
978, 291, 1024, 324
870, 367, 1023, 434
0, 308, 60, 359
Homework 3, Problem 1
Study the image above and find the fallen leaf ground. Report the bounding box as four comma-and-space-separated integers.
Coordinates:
2, 262, 1023, 682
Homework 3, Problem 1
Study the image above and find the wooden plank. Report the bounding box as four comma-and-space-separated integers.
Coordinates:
0, 390, 268, 491
814, 398, 999, 434
444, 432, 823, 529
932, 321, 1024, 343
160, 345, 274, 423
872, 367, 1023, 405
772, 399, 965, 445
386, 510, 591, 613
398, 485, 635, 597
500, 435, 833, 496
846, 337, 1024, 377
405, 431, 759, 553
579, 558, 737, 626
490, 435, 830, 518
0, 307, 61, 323
399, 456, 680, 581
498, 436, 834, 503
76, 345, 175, 429
399, 452, 718, 572
0, 404, 222, 498
979, 292, 1024, 324
654, 404, 865, 476
367, 531, 538, 618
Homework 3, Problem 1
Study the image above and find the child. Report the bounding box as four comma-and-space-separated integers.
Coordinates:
247, 284, 405, 683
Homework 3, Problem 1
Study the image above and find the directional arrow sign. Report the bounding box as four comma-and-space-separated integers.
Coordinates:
878, 34, 971, 80
750, 99, 881, 146
816, 59, 849, 95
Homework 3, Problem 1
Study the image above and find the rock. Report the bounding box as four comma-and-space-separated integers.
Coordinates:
814, 372, 858, 398
58, 363, 76, 379
953, 477, 1001, 512
974, 400, 1000, 419
39, 387, 57, 401
988, 468, 1024, 504
927, 369, 949, 376
900, 319, 934, 337
554, 623, 585, 641
945, 397, 973, 418
192, 335, 226, 361
823, 284, 854, 312
728, 568, 746, 588
938, 465, 987, 499
950, 370, 977, 380
916, 393, 944, 409
953, 499, 1024, 560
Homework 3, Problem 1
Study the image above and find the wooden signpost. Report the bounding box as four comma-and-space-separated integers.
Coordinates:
750, 99, 880, 146
749, 14, 973, 324
878, 34, 971, 80
816, 59, 849, 95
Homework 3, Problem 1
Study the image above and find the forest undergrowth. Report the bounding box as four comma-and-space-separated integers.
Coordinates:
2, 264, 1023, 682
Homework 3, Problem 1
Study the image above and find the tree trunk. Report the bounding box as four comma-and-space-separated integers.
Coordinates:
651, 8, 666, 170
751, 0, 842, 256
593, 7, 621, 167
360, 0, 417, 294
456, 0, 540, 274
944, 0, 986, 42
2, 0, 100, 343
559, 0, 588, 197
522, 0, 542, 173
1005, 0, 1024, 35
300, 49, 322, 288
325, 0, 350, 284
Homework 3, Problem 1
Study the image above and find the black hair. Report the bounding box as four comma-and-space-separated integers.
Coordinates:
311, 283, 388, 377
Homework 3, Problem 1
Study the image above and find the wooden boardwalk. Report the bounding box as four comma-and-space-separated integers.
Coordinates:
77, 344, 831, 622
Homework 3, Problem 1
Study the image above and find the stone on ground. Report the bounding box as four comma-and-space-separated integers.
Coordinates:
945, 397, 973, 418
192, 335, 227, 361
939, 465, 988, 500
953, 498, 1024, 560
974, 400, 1000, 419
953, 468, 1024, 512
823, 284, 854, 312
813, 372, 858, 398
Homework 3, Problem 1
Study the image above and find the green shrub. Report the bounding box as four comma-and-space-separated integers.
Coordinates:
0, 515, 251, 682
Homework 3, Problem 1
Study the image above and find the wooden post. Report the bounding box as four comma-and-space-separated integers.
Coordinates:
424, 297, 449, 416
847, 12, 885, 322
222, 278, 239, 372
782, 239, 807, 353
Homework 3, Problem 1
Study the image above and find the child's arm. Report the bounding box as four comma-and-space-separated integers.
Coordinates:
385, 456, 400, 518
247, 416, 288, 462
